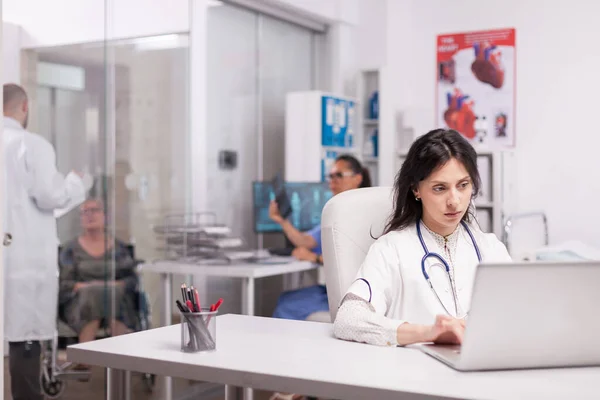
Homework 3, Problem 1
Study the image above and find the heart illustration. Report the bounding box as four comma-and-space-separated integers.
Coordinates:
443, 89, 476, 139
471, 42, 504, 89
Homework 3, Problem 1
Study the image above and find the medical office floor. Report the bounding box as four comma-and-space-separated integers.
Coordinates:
3, 357, 277, 400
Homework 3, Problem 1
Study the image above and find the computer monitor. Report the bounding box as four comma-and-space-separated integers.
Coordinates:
253, 181, 333, 233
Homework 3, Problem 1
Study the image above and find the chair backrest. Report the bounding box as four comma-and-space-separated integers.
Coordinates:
321, 186, 394, 321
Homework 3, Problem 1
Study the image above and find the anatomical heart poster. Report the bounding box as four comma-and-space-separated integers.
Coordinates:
436, 28, 516, 149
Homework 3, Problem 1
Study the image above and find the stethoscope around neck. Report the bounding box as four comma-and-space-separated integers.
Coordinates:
416, 219, 482, 318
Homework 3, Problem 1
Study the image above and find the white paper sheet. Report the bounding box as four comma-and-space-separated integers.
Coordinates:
53, 172, 87, 219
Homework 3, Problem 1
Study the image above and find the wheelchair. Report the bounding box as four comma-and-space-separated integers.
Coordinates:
40, 244, 156, 399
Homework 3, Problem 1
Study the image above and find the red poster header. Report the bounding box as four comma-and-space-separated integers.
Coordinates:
437, 28, 515, 62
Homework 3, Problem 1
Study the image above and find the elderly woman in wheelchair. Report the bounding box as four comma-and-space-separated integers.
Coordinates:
40, 198, 154, 397
58, 199, 138, 372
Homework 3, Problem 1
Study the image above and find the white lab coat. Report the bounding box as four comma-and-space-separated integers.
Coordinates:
345, 221, 512, 325
3, 117, 86, 342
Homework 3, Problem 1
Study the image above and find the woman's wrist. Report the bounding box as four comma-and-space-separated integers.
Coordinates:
279, 218, 291, 227
396, 323, 432, 345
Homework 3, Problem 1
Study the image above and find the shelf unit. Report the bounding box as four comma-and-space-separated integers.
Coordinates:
397, 149, 504, 237
357, 69, 381, 185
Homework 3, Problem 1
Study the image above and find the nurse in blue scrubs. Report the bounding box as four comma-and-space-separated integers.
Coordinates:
268, 154, 371, 320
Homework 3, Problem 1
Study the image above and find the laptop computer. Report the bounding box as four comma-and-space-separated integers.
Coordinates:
419, 261, 600, 371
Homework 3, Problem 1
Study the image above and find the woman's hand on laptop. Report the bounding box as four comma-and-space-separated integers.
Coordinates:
429, 315, 465, 345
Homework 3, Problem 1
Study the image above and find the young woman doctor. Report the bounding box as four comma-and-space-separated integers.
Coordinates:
333, 128, 512, 347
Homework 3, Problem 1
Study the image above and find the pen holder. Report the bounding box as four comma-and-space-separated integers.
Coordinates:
180, 309, 217, 353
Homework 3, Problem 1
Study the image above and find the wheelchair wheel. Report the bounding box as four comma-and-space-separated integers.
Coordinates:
142, 373, 156, 393
40, 372, 66, 399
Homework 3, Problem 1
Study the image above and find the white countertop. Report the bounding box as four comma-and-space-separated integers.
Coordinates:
140, 258, 316, 279
67, 314, 600, 400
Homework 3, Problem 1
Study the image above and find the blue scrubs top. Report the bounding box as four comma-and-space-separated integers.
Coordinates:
306, 225, 322, 255
272, 224, 328, 321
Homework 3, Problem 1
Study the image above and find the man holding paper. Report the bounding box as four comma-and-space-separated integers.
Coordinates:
3, 83, 87, 400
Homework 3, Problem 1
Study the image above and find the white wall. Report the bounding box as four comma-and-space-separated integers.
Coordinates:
276, 0, 360, 97
274, 0, 358, 24
3, 22, 21, 83
356, 0, 386, 70
3, 0, 189, 47
275, 0, 385, 97
4, 0, 362, 49
2, 0, 373, 99
385, 0, 600, 247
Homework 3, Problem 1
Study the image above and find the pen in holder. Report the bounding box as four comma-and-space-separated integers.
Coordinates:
180, 309, 217, 353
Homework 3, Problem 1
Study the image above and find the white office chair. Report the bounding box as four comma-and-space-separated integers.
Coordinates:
321, 186, 394, 321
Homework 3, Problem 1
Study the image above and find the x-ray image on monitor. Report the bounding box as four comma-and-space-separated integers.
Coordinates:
253, 181, 333, 233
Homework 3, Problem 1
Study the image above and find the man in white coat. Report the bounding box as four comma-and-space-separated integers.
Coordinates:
3, 84, 86, 400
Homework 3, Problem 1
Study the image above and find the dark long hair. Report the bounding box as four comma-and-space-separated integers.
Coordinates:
383, 129, 481, 234
336, 154, 372, 188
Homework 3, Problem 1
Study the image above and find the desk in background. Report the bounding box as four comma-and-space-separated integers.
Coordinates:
68, 314, 600, 400
140, 257, 317, 320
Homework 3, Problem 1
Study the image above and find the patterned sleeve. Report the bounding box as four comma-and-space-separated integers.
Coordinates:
333, 293, 404, 347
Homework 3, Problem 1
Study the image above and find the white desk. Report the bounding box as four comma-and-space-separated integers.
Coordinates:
140, 258, 316, 399
68, 314, 600, 400
141, 257, 316, 320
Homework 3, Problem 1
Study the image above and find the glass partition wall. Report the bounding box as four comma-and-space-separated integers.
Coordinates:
23, 0, 321, 326
20, 33, 191, 398
13, 1, 324, 397
29, 35, 190, 257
